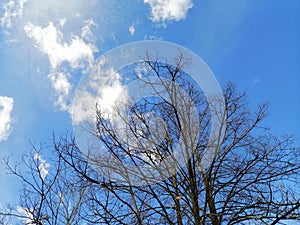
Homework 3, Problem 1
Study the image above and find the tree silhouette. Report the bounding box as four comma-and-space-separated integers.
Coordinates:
1, 53, 299, 225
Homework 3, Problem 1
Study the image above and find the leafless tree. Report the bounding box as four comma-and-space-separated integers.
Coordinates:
0, 142, 87, 225
1, 53, 300, 225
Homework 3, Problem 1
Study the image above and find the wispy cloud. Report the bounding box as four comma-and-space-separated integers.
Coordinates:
0, 96, 14, 142
0, 0, 27, 29
81, 19, 98, 42
33, 153, 49, 180
47, 71, 72, 111
129, 23, 136, 35
144, 0, 193, 22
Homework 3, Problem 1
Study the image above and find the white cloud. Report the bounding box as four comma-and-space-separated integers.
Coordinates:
48, 71, 72, 111
89, 59, 129, 119
58, 17, 66, 27
0, 0, 27, 28
33, 153, 50, 180
144, 0, 193, 22
97, 69, 127, 116
72, 89, 98, 125
0, 96, 14, 142
24, 21, 98, 111
81, 19, 97, 42
72, 58, 128, 125
129, 24, 135, 35
24, 22, 95, 69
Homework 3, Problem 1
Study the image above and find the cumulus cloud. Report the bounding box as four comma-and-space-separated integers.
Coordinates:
33, 153, 49, 180
0, 96, 14, 142
0, 0, 27, 28
72, 89, 98, 125
24, 22, 95, 69
72, 58, 128, 125
97, 69, 127, 117
24, 21, 98, 111
144, 0, 193, 22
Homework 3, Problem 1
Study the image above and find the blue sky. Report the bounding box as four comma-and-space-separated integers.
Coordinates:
0, 0, 299, 221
